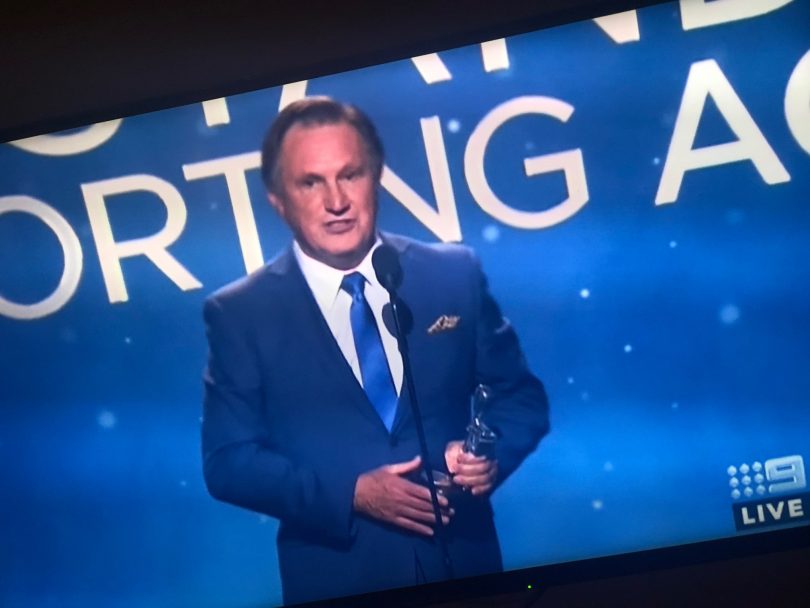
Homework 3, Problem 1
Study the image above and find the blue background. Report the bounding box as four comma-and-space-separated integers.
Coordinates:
1, 2, 809, 606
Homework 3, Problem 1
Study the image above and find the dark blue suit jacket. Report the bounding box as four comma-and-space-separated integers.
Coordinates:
202, 233, 549, 605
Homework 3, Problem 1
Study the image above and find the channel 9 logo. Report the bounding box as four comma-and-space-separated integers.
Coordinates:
727, 455, 808, 531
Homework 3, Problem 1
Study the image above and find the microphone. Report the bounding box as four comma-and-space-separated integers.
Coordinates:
382, 301, 413, 337
372, 242, 454, 579
372, 244, 403, 294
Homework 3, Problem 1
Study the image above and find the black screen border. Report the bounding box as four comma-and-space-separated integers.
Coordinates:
3, 0, 808, 604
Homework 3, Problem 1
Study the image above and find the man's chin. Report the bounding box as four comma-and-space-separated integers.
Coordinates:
316, 242, 373, 270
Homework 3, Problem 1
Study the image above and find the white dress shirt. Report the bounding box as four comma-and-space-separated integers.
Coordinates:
293, 239, 403, 396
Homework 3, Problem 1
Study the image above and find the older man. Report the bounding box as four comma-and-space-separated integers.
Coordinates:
202, 97, 549, 605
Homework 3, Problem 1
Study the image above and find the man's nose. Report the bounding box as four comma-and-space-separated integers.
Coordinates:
323, 180, 350, 213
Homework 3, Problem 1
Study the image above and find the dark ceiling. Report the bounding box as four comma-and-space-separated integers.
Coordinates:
0, 0, 663, 141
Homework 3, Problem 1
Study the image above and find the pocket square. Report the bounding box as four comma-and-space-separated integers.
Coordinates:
427, 314, 460, 335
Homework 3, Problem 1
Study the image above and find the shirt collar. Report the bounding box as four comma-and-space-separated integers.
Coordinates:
293, 237, 383, 311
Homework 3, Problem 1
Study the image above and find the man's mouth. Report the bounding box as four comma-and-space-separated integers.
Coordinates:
324, 219, 356, 234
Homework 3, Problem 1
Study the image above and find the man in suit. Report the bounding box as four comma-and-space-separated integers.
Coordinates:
202, 97, 549, 605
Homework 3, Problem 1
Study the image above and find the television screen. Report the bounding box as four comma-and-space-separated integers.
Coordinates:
2, 1, 808, 605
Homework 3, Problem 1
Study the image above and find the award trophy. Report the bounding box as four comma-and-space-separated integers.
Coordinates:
413, 384, 499, 497
462, 384, 498, 458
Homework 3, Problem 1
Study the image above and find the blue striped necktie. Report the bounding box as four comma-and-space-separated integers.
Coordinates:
341, 272, 398, 431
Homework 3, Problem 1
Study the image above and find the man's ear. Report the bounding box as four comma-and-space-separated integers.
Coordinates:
268, 192, 286, 219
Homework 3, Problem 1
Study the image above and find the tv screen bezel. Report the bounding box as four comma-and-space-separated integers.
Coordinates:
3, 0, 808, 605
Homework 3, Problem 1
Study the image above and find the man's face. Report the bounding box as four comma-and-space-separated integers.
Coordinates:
269, 122, 378, 270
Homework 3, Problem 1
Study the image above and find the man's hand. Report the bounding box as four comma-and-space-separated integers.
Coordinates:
445, 440, 498, 496
353, 455, 452, 536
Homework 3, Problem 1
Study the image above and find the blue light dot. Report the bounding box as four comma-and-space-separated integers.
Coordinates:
739, 463, 750, 475
623, 344, 633, 353
98, 410, 117, 429
756, 485, 766, 495
729, 477, 739, 488
727, 465, 737, 476
731, 488, 741, 500
669, 240, 678, 249
725, 209, 745, 225
743, 487, 754, 497
752, 462, 762, 472
592, 499, 604, 510
447, 119, 461, 133
579, 288, 590, 299
719, 305, 740, 325
60, 327, 78, 343
482, 224, 501, 243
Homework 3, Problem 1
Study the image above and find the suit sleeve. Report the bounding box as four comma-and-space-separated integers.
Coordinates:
470, 253, 550, 485
201, 296, 360, 546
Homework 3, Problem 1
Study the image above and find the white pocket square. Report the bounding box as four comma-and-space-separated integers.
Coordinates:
427, 315, 460, 335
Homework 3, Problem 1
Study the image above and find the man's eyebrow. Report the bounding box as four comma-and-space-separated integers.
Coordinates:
296, 172, 324, 183
340, 162, 368, 174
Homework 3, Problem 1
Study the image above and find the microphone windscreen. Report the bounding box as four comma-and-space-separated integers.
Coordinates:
382, 299, 413, 337
372, 244, 403, 292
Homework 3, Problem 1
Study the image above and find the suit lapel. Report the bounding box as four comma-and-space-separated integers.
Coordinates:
271, 248, 391, 433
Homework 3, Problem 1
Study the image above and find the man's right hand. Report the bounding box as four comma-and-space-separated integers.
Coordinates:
353, 455, 453, 536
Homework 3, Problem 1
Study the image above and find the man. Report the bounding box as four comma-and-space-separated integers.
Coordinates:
202, 97, 549, 605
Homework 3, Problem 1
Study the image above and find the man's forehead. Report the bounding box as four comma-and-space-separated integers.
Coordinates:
278, 121, 369, 170
282, 121, 362, 147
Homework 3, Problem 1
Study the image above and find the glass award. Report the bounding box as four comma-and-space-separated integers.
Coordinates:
463, 384, 498, 458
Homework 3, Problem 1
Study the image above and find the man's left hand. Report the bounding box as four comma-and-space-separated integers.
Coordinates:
444, 440, 498, 496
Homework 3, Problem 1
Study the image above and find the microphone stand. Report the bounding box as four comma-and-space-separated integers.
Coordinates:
386, 290, 455, 581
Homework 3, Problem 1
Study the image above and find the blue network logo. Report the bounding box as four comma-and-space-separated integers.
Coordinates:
727, 456, 806, 500
728, 455, 808, 531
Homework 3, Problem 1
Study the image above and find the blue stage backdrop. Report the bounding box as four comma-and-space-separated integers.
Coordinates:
2, 1, 809, 606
